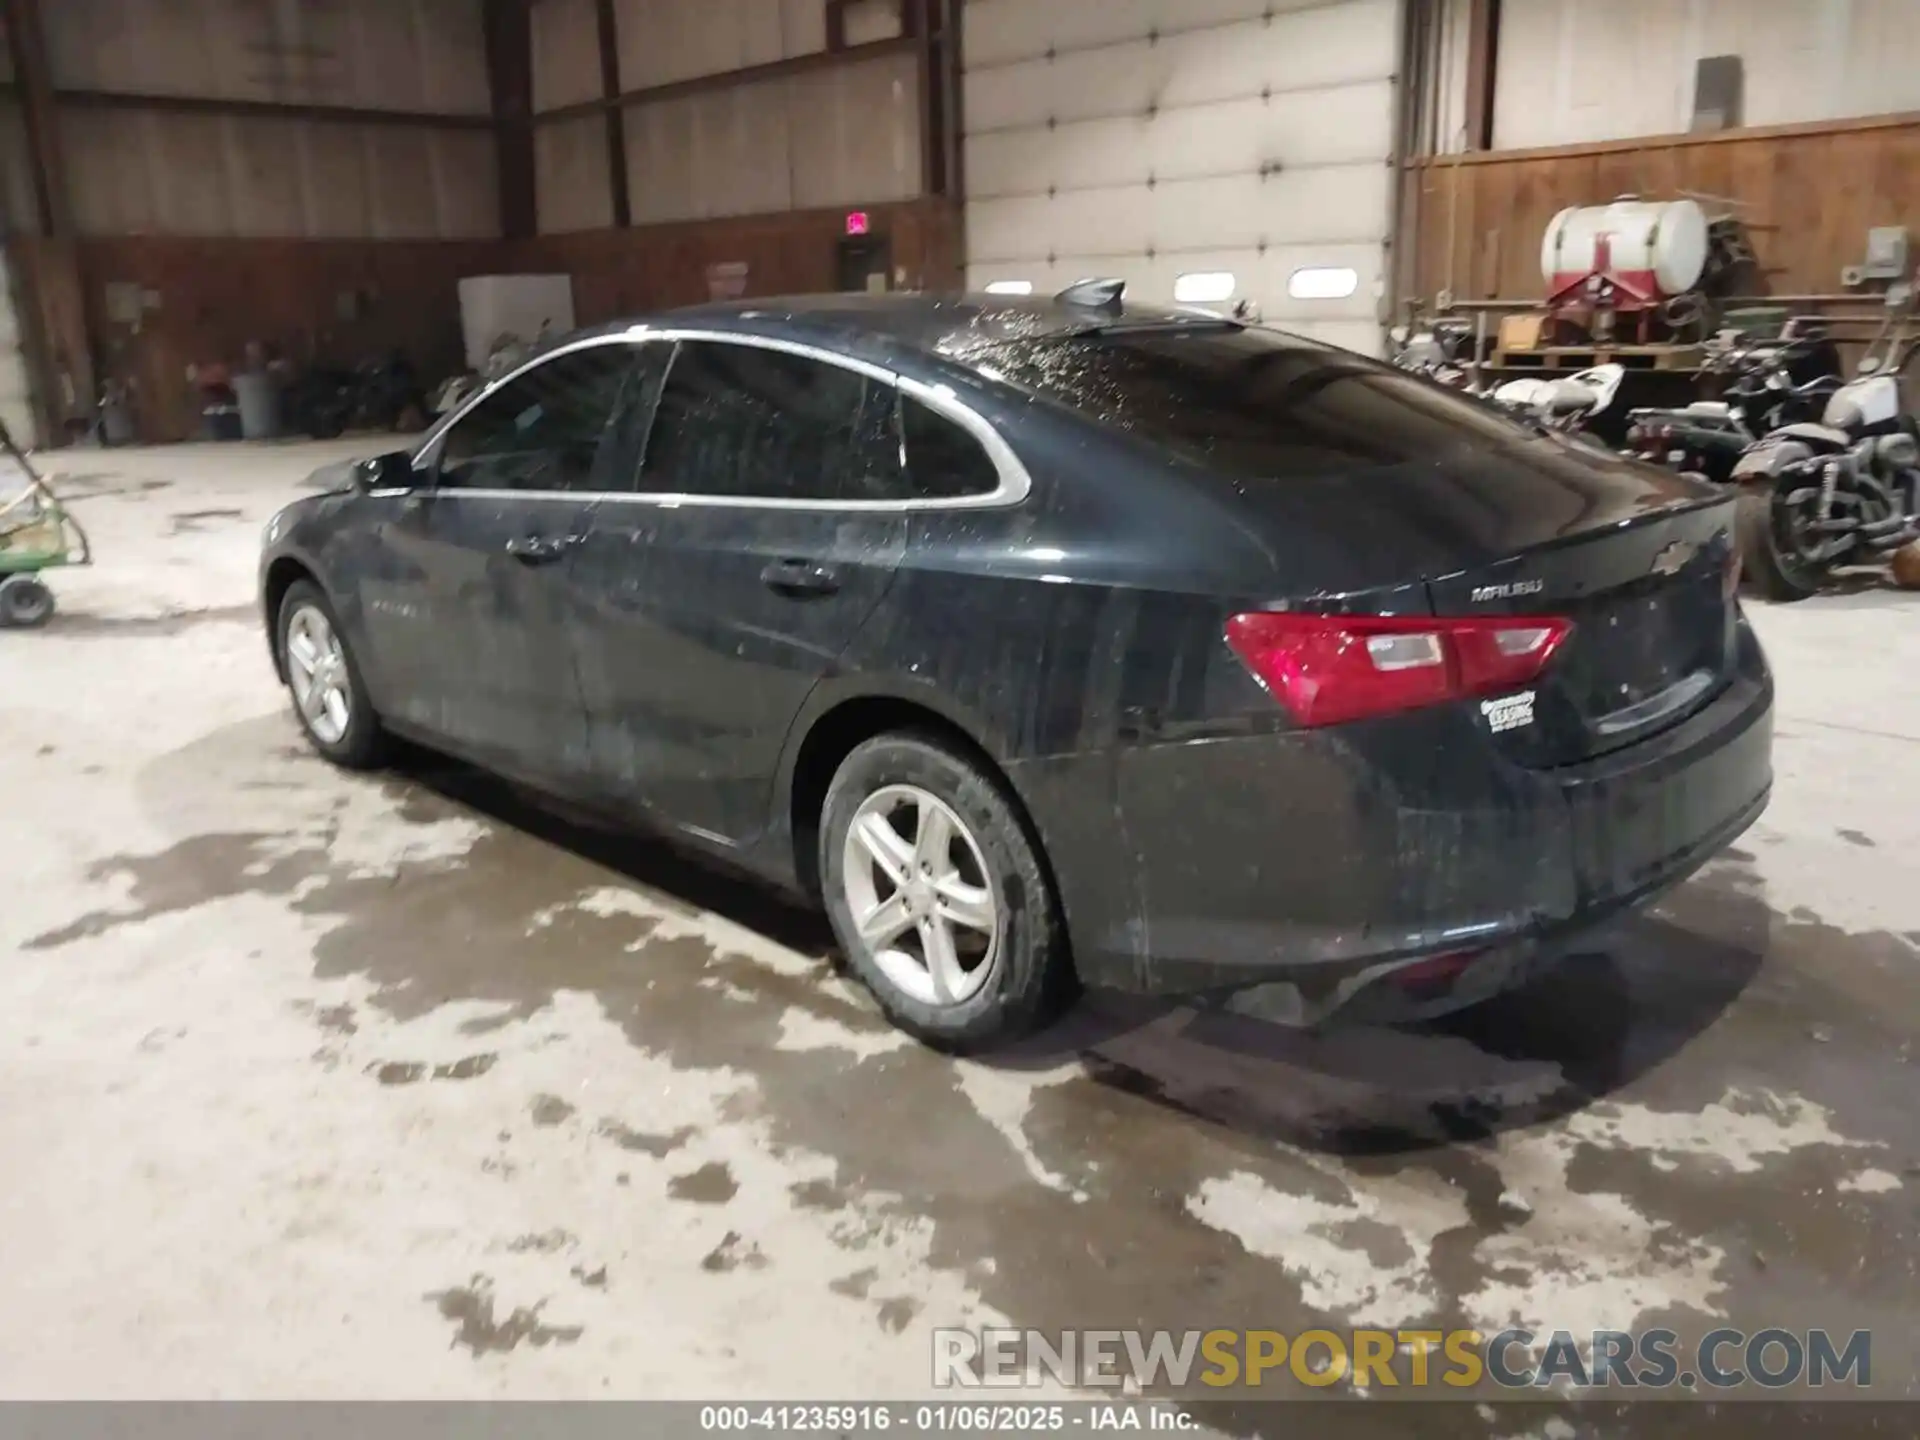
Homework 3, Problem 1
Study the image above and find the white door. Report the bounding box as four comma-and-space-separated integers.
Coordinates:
962, 0, 1401, 356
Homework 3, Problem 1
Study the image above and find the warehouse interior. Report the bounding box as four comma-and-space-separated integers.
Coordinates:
3, 0, 1920, 1420
4, 0, 1919, 447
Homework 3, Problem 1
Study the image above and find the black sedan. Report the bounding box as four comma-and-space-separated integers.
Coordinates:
259, 284, 1773, 1049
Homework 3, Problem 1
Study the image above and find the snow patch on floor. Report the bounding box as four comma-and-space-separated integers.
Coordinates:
1836, 1168, 1904, 1195
1186, 1164, 1470, 1329
1562, 1088, 1882, 1175
953, 1061, 1087, 1201
776, 1007, 912, 1061
1464, 1127, 1727, 1340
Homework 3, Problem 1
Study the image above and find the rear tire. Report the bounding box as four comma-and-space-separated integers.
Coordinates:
277, 580, 386, 769
820, 734, 1068, 1051
1737, 482, 1822, 602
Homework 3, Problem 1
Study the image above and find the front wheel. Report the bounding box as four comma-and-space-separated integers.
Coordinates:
1737, 481, 1824, 602
277, 580, 386, 768
820, 735, 1069, 1051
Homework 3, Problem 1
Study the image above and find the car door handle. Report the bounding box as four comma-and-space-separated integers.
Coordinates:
760, 558, 842, 596
504, 534, 582, 565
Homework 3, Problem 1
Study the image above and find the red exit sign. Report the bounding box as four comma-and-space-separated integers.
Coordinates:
845, 211, 870, 236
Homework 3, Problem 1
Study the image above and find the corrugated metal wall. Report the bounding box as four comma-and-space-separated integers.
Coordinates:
36, 0, 498, 239
1431, 0, 1920, 153
60, 110, 498, 239
47, 0, 490, 110
531, 0, 921, 235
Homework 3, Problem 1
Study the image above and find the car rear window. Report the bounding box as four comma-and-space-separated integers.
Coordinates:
974, 324, 1533, 481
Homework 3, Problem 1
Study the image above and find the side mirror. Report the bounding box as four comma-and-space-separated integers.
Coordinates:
353, 450, 417, 491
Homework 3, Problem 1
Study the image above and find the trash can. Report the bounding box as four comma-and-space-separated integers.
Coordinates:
98, 396, 134, 446
233, 370, 282, 440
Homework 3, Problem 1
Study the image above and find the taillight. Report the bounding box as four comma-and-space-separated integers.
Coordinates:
1392, 949, 1480, 992
1224, 613, 1573, 729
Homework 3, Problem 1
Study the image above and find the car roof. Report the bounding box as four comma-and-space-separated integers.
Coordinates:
569, 291, 1241, 373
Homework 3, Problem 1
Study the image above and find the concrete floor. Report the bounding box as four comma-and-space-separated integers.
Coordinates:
3, 440, 1918, 1423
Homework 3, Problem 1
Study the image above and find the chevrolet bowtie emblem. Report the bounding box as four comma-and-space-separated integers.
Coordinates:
1651, 540, 1696, 577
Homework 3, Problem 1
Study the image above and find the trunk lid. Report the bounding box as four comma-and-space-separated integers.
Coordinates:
1208, 436, 1739, 766
1421, 478, 1739, 768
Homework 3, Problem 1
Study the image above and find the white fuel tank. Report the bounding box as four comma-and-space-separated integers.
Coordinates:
1541, 199, 1709, 296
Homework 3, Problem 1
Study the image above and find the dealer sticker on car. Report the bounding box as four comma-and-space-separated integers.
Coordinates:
1482, 690, 1536, 733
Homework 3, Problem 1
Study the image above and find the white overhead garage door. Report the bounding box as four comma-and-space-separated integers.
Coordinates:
962, 0, 1402, 356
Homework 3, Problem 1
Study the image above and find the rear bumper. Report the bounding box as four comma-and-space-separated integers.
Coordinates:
1061, 619, 1773, 1022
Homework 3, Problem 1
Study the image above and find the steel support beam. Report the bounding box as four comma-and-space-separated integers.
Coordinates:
915, 0, 941, 197
2, 0, 95, 445
42, 87, 492, 130
594, 0, 631, 227
3, 0, 73, 238
484, 0, 538, 239
941, 0, 963, 204
1462, 0, 1501, 151
536, 36, 919, 124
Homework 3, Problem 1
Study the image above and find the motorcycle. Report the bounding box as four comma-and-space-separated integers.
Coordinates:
288, 351, 427, 439
1487, 363, 1625, 446
1390, 318, 1483, 391
1392, 323, 1623, 442
1623, 324, 1843, 484
1733, 281, 1920, 601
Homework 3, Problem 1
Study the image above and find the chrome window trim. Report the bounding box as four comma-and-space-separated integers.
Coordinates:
409, 324, 1032, 513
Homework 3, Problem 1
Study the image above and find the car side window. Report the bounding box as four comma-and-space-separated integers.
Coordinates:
436, 344, 637, 492
899, 393, 1003, 500
638, 341, 890, 501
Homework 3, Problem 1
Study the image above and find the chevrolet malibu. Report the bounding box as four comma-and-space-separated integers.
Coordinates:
259, 285, 1773, 1050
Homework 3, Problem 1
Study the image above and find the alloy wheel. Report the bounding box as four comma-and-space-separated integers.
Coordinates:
841, 784, 1001, 1008
285, 605, 353, 746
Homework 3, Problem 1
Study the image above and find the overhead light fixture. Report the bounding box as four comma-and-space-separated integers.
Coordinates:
1288, 265, 1359, 300
984, 279, 1034, 295
1173, 271, 1236, 304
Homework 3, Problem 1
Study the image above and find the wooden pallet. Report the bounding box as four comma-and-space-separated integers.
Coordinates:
1491, 344, 1706, 372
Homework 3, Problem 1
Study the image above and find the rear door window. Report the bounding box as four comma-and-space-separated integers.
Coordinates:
638, 341, 894, 501
437, 343, 638, 492
975, 325, 1533, 481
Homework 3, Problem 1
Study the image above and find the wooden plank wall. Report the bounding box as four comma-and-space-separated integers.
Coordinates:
5, 196, 959, 443
10, 235, 512, 442
1406, 114, 1920, 306
521, 197, 962, 325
